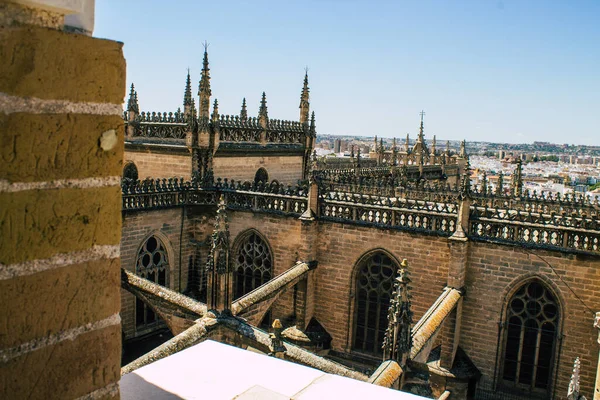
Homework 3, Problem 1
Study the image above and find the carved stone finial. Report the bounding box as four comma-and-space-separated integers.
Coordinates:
512, 158, 523, 197
309, 111, 316, 137
211, 99, 219, 122
127, 83, 139, 113
460, 160, 472, 198
269, 319, 286, 358
405, 133, 410, 152
382, 259, 413, 366
480, 171, 488, 195
567, 357, 586, 400
240, 98, 248, 120
258, 92, 268, 120
497, 171, 504, 195
205, 195, 232, 311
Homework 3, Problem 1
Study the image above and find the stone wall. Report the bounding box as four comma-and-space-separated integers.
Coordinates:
0, 3, 125, 398
120, 207, 197, 339
314, 221, 451, 354
124, 149, 191, 180
461, 242, 600, 399
213, 155, 304, 185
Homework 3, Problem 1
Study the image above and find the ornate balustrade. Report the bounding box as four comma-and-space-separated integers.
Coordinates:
469, 205, 600, 253
121, 177, 308, 216
121, 175, 600, 254
124, 110, 188, 140
318, 190, 458, 236
215, 114, 305, 144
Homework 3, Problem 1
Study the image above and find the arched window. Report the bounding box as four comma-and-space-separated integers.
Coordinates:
135, 235, 169, 328
254, 168, 268, 185
501, 280, 559, 392
353, 251, 399, 355
123, 162, 139, 181
233, 231, 272, 300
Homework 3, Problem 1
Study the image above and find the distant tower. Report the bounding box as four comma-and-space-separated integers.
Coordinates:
198, 43, 212, 121
405, 133, 410, 153
299, 70, 310, 125
459, 139, 467, 158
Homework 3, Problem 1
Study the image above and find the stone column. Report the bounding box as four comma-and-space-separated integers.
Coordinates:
0, 1, 125, 399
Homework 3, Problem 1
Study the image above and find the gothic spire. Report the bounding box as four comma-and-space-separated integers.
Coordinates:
431, 135, 437, 156
299, 69, 310, 125
127, 83, 139, 113
309, 111, 316, 137
258, 92, 268, 120
183, 69, 193, 106
446, 140, 451, 155
240, 98, 248, 120
373, 135, 378, 152
418, 110, 426, 142
198, 43, 212, 120
405, 133, 410, 152
382, 259, 413, 366
392, 138, 398, 166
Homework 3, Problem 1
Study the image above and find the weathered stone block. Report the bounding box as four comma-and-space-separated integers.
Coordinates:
0, 324, 121, 400
0, 186, 121, 264
0, 257, 120, 348
0, 113, 124, 183
0, 25, 125, 104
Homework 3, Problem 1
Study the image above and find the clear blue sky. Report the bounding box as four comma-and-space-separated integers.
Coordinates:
96, 0, 599, 145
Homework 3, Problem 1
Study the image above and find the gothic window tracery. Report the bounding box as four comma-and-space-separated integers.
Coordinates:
353, 251, 399, 355
233, 231, 272, 300
135, 235, 169, 328
501, 280, 559, 393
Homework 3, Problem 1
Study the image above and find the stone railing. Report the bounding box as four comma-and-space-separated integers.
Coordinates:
318, 190, 458, 236
122, 177, 600, 255
468, 193, 600, 253
121, 178, 308, 217
216, 115, 306, 144
124, 110, 188, 140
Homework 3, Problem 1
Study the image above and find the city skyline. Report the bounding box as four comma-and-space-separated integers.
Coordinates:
96, 0, 599, 145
